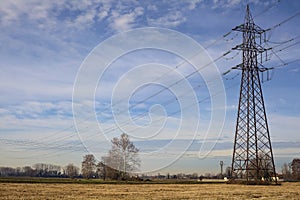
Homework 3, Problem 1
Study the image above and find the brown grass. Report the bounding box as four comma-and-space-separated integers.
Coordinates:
0, 182, 299, 199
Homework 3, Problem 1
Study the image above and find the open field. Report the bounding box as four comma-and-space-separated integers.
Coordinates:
0, 181, 300, 200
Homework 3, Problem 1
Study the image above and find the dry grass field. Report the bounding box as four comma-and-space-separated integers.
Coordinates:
0, 182, 299, 200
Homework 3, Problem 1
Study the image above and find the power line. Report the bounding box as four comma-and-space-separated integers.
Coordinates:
260, 34, 300, 70
265, 11, 300, 44
25, 30, 235, 146
266, 40, 300, 63
266, 11, 300, 32
271, 58, 300, 69
267, 35, 300, 45
5, 32, 296, 160
1, 49, 242, 159
5, 79, 240, 160
274, 40, 300, 53
102, 32, 235, 116
10, 47, 234, 152
3, 6, 299, 164
254, 0, 281, 18
112, 50, 231, 118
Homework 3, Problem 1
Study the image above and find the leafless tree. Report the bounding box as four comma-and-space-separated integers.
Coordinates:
23, 166, 35, 176
225, 166, 232, 178
247, 153, 276, 181
281, 162, 292, 180
33, 163, 61, 176
97, 159, 120, 180
81, 154, 96, 179
291, 158, 300, 180
64, 163, 79, 178
101, 133, 140, 180
0, 167, 16, 176
96, 161, 106, 180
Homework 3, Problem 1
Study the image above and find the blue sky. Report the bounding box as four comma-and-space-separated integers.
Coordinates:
0, 0, 299, 174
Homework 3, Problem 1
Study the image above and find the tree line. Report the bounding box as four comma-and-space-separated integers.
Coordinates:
0, 163, 79, 178
1, 134, 300, 181
0, 133, 140, 180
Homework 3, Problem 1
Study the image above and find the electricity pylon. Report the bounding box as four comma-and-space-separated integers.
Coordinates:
230, 5, 277, 183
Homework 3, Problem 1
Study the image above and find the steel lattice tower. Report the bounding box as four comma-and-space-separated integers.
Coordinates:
230, 5, 277, 183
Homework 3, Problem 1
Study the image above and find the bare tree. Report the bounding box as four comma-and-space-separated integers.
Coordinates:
247, 153, 275, 181
0, 167, 16, 176
225, 167, 232, 178
23, 166, 35, 177
81, 154, 96, 179
33, 163, 61, 177
101, 133, 140, 180
282, 162, 292, 180
291, 158, 300, 180
96, 159, 120, 180
96, 161, 106, 180
64, 163, 79, 178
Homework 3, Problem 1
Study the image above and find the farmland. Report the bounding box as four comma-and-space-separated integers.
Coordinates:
0, 181, 299, 199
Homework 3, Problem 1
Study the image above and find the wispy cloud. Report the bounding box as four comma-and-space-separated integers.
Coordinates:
147, 11, 186, 27
108, 6, 144, 32
0, 0, 299, 172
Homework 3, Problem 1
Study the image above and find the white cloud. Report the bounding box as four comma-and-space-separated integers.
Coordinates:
0, 1, 111, 30
212, 0, 242, 9
147, 4, 157, 11
268, 114, 300, 141
110, 12, 136, 31
211, 0, 278, 10
0, 101, 74, 135
227, 0, 241, 7
289, 67, 300, 73
0, 61, 76, 104
0, 0, 63, 27
0, 1, 29, 25
0, 0, 228, 36
98, 2, 111, 20
188, 0, 203, 10
12, 101, 71, 117
147, 11, 186, 27
0, 0, 298, 172
108, 6, 144, 32
71, 10, 97, 29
